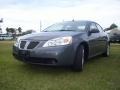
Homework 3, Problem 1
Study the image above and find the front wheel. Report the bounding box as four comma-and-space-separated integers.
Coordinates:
72, 45, 85, 71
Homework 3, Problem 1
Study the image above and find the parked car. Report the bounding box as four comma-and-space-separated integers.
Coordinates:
0, 34, 13, 40
13, 20, 110, 71
110, 34, 120, 43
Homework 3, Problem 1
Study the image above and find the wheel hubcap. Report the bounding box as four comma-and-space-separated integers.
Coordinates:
82, 48, 84, 68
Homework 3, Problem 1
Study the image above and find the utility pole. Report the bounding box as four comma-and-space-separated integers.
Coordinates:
40, 20, 42, 32
0, 18, 3, 34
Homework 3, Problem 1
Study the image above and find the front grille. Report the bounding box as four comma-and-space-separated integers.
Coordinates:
20, 41, 26, 49
19, 40, 39, 49
27, 41, 39, 49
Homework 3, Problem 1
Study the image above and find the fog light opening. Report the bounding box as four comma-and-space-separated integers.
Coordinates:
52, 59, 57, 64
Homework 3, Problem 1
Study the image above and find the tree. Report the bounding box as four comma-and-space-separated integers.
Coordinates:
18, 27, 22, 34
10, 28, 16, 34
6, 28, 16, 34
0, 28, 2, 33
109, 23, 118, 30
104, 23, 118, 31
0, 18, 3, 22
0, 18, 3, 33
22, 30, 36, 35
5, 27, 16, 39
6, 27, 9, 34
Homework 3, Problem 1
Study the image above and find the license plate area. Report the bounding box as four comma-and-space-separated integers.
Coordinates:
19, 50, 30, 57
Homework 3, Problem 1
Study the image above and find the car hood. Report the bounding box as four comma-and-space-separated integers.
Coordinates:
19, 31, 84, 41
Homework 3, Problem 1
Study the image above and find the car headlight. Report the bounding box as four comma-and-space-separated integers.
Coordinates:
43, 36, 72, 47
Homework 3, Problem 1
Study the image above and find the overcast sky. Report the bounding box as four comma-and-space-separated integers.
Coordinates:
0, 0, 120, 33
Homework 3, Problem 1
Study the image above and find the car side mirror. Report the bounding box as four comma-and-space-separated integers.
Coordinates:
90, 29, 99, 33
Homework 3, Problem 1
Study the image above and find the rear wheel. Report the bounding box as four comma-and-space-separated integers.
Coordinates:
72, 45, 85, 71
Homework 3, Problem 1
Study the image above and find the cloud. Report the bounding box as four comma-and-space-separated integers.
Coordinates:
0, 0, 120, 33
0, 0, 84, 8
1, 0, 119, 8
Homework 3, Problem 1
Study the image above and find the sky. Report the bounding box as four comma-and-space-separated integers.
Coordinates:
0, 0, 120, 33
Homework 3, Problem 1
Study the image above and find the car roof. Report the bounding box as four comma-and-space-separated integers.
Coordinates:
62, 20, 97, 24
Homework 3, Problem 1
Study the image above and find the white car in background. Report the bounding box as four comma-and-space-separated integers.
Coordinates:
0, 34, 13, 40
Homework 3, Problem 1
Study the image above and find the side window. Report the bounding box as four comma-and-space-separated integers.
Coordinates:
96, 24, 104, 32
90, 23, 98, 30
90, 23, 99, 32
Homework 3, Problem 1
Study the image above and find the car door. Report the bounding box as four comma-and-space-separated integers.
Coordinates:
88, 23, 101, 57
96, 23, 108, 53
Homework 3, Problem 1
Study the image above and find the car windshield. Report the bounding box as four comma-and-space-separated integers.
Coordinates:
43, 22, 87, 32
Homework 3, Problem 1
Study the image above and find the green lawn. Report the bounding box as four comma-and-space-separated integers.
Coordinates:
0, 41, 120, 90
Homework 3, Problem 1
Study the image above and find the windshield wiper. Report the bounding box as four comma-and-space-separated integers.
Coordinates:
43, 30, 77, 32
42, 30, 48, 32
58, 29, 75, 31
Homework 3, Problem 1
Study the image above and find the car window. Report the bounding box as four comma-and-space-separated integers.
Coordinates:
43, 22, 87, 32
45, 24, 63, 31
77, 25, 86, 31
90, 23, 99, 32
96, 24, 104, 32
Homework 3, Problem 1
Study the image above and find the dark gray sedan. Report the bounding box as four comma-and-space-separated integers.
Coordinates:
13, 21, 110, 71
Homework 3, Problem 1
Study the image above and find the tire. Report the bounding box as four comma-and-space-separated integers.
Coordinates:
72, 45, 85, 71
103, 44, 110, 57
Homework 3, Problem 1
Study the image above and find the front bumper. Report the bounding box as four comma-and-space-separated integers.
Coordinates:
13, 45, 75, 66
